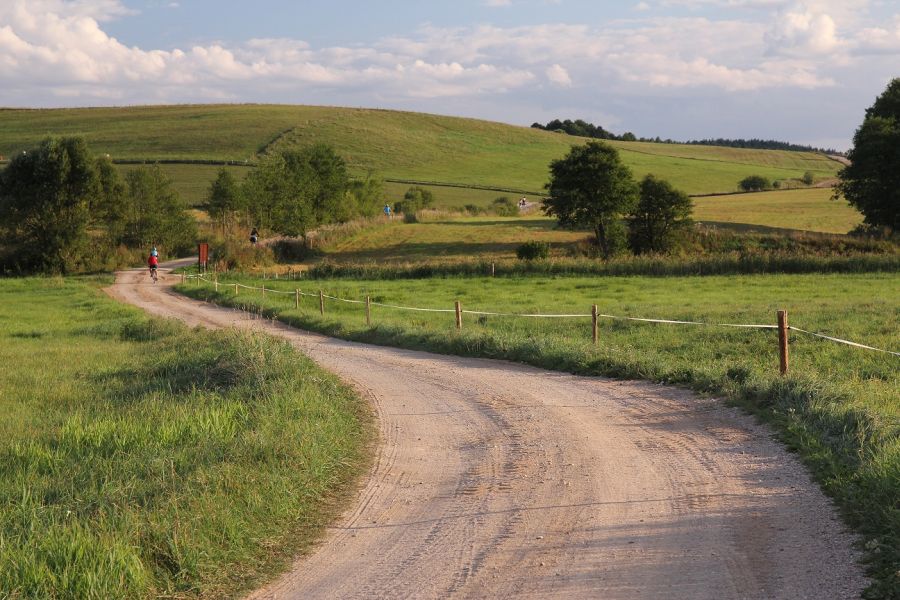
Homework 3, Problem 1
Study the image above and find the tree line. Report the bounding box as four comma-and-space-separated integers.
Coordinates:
206, 143, 387, 238
0, 137, 196, 274
531, 119, 840, 155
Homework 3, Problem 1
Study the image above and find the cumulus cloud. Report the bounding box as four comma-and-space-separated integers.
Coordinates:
0, 0, 895, 110
546, 64, 572, 86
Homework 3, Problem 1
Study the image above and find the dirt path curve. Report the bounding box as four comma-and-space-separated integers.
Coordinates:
107, 265, 867, 600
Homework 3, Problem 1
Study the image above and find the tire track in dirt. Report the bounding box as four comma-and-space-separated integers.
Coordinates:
106, 265, 868, 599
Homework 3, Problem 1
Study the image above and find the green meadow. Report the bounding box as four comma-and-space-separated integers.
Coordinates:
180, 271, 900, 596
0, 277, 370, 599
693, 188, 863, 234
0, 104, 839, 196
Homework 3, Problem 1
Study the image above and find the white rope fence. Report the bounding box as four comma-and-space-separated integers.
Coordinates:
181, 273, 899, 368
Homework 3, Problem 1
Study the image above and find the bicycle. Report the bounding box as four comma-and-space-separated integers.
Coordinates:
149, 266, 158, 284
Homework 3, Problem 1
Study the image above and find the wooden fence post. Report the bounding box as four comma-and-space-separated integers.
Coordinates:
319, 290, 325, 316
234, 283, 239, 295
261, 285, 266, 298
777, 310, 789, 376
592, 304, 598, 346
366, 295, 371, 326
491, 262, 495, 277
295, 289, 300, 309
455, 301, 462, 331
181, 273, 186, 284
214, 277, 218, 292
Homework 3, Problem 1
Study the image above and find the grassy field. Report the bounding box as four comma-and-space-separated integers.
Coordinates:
301, 207, 873, 267
694, 188, 863, 234
0, 277, 371, 599
0, 104, 839, 196
115, 163, 252, 208
319, 216, 585, 262
180, 271, 899, 597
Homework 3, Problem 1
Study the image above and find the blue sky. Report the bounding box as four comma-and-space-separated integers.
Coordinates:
2, 0, 899, 149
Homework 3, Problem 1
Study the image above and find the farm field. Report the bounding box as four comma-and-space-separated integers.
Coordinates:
0, 277, 369, 598
180, 271, 900, 595
693, 188, 863, 234
320, 216, 585, 262
0, 104, 839, 196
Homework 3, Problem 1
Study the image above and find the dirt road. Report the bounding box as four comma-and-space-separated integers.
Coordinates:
107, 266, 868, 599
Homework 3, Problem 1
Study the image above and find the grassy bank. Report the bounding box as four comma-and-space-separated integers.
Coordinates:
179, 272, 899, 598
0, 277, 371, 599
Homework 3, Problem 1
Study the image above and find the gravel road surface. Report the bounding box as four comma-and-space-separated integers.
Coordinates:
107, 265, 868, 599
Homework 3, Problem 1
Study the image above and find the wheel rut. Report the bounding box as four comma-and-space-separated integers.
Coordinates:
105, 265, 868, 599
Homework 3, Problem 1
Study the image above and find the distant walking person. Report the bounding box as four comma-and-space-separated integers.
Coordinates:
383, 204, 392, 219
250, 228, 259, 245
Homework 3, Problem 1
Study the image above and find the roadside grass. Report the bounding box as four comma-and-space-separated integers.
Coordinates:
694, 188, 863, 234
0, 104, 838, 196
180, 272, 900, 598
0, 277, 371, 599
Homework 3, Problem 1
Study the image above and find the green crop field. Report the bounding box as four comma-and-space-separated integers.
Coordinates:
693, 188, 863, 234
181, 271, 900, 596
0, 104, 839, 197
0, 277, 370, 599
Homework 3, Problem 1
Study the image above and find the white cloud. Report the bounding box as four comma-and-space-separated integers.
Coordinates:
546, 64, 572, 86
765, 6, 845, 55
485, 0, 512, 6
0, 0, 895, 112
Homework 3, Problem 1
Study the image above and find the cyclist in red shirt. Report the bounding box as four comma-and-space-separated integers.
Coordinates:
148, 249, 159, 282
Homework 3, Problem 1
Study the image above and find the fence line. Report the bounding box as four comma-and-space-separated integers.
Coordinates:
183, 274, 898, 363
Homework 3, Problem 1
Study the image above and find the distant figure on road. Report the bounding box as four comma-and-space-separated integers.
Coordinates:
250, 228, 259, 245
147, 249, 159, 282
384, 204, 392, 219
519, 197, 527, 208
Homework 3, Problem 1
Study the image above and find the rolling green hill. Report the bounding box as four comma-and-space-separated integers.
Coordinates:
0, 104, 840, 198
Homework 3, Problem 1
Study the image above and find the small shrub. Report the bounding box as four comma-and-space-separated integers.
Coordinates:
516, 240, 550, 260
211, 237, 274, 271
492, 197, 520, 217
802, 171, 815, 186
403, 212, 418, 224
272, 239, 316, 262
738, 175, 772, 192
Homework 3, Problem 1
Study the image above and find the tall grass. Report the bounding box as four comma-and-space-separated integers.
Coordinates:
180, 272, 899, 598
0, 277, 371, 599
306, 253, 899, 280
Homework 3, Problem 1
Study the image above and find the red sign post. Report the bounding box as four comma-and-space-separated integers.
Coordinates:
198, 242, 209, 271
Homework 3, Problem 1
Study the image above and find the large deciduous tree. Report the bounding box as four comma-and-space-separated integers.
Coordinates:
0, 137, 102, 273
835, 78, 900, 233
627, 175, 693, 254
543, 141, 638, 258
